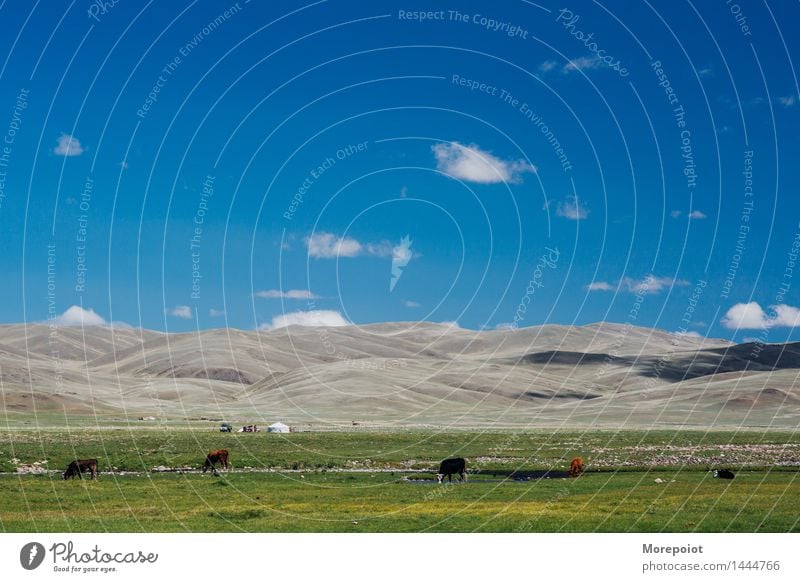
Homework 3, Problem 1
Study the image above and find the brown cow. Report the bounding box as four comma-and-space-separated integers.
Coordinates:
202, 449, 229, 475
63, 459, 98, 480
567, 457, 584, 478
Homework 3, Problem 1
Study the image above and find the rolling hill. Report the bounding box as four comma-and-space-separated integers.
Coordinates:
1, 321, 799, 428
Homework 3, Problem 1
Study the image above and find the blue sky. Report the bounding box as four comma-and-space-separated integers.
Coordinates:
0, 0, 798, 342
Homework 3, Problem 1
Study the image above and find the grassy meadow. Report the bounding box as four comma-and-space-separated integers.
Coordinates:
1, 428, 798, 532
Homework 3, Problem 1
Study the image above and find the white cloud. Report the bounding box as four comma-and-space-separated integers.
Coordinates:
305, 232, 418, 264
255, 289, 319, 300
261, 309, 350, 330
209, 308, 225, 317
52, 305, 107, 326
555, 195, 589, 220
672, 210, 706, 220
587, 281, 614, 292
588, 275, 688, 294
403, 300, 421, 308
773, 304, 800, 327
722, 302, 800, 330
53, 134, 85, 157
390, 236, 414, 292
721, 302, 769, 330
698, 67, 713, 78
562, 56, 602, 73
439, 320, 461, 330
674, 330, 703, 339
495, 322, 516, 330
306, 232, 363, 258
539, 60, 558, 73
620, 275, 690, 294
778, 95, 796, 107
365, 241, 394, 258
432, 142, 535, 184
168, 305, 192, 319
392, 241, 413, 265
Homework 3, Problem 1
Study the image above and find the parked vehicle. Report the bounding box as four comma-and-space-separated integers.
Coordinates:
219, 422, 233, 432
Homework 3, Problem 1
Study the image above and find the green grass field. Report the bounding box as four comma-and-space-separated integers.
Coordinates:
1, 428, 798, 532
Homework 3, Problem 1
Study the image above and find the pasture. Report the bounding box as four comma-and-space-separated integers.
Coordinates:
1, 428, 798, 532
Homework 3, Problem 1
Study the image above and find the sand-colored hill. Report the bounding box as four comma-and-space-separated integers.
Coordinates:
1, 322, 799, 428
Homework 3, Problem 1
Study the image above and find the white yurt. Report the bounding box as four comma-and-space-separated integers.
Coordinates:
267, 422, 290, 433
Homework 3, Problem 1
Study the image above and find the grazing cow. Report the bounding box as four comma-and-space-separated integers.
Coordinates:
567, 457, 585, 478
202, 449, 229, 475
713, 469, 735, 480
63, 459, 98, 480
436, 458, 466, 483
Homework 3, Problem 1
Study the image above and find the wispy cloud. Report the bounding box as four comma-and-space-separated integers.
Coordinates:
721, 302, 800, 330
209, 308, 225, 317
432, 142, 535, 184
495, 322, 516, 330
365, 241, 393, 257
562, 56, 602, 74
306, 233, 363, 258
621, 275, 689, 294
403, 300, 421, 308
53, 134, 85, 157
305, 232, 419, 275
168, 305, 192, 319
589, 275, 689, 294
674, 330, 703, 339
778, 95, 796, 107
390, 236, 413, 292
553, 195, 589, 220
539, 60, 558, 73
255, 289, 320, 300
587, 281, 614, 292
261, 309, 350, 330
673, 209, 707, 219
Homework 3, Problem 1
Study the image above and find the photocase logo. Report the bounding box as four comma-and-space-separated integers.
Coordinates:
390, 235, 413, 292
20, 542, 46, 570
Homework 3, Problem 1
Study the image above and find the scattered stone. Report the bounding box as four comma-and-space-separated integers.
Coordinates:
16, 464, 48, 474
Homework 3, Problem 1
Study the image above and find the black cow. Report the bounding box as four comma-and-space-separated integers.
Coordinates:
63, 459, 98, 480
437, 457, 466, 483
713, 469, 735, 480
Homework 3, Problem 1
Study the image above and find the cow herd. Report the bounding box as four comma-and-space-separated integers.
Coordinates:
59, 451, 736, 482
59, 453, 581, 481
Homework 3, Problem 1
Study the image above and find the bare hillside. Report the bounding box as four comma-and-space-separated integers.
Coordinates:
1, 322, 798, 428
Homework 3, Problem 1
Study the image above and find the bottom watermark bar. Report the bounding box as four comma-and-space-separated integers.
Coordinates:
0, 534, 795, 580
